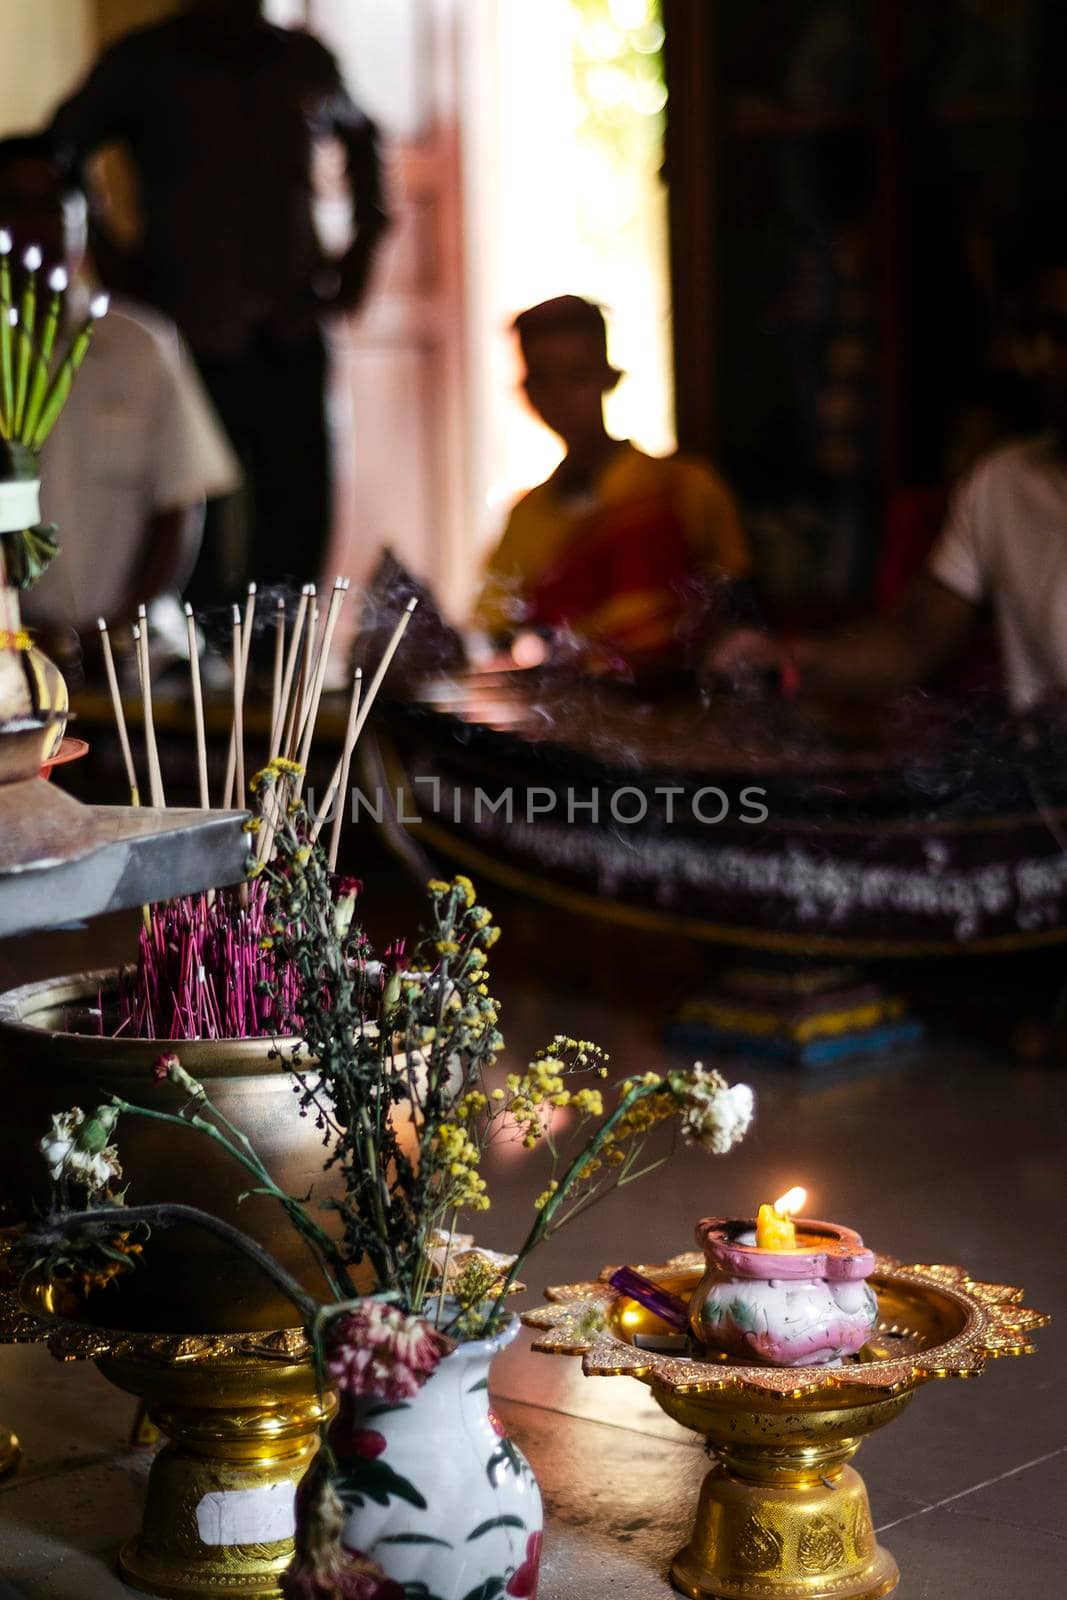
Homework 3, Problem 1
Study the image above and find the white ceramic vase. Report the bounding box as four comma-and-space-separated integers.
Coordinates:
337, 1317, 543, 1600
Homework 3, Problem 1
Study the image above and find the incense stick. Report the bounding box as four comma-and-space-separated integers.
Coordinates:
299, 590, 321, 730
222, 581, 256, 808
277, 584, 313, 764
308, 598, 417, 845
269, 584, 310, 766
230, 604, 246, 809
97, 617, 140, 806
309, 664, 362, 847
269, 596, 286, 752
293, 577, 347, 801
302, 576, 349, 724
134, 613, 165, 807
349, 596, 418, 747
327, 668, 363, 868
183, 603, 210, 810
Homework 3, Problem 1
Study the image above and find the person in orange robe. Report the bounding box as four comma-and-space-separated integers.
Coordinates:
474, 296, 752, 674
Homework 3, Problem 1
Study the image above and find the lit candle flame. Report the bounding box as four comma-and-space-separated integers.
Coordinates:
774, 1186, 807, 1218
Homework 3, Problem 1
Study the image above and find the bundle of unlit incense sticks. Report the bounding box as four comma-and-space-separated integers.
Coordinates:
96, 579, 417, 1041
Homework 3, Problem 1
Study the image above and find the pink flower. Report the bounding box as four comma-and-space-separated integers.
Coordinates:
152, 1051, 179, 1084
506, 1531, 542, 1597
332, 875, 364, 900
325, 1301, 452, 1401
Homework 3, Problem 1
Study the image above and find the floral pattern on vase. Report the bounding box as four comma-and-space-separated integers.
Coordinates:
337, 1317, 541, 1600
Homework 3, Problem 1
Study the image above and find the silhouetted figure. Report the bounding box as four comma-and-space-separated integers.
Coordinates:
709, 247, 1067, 711
475, 296, 752, 675
52, 0, 388, 600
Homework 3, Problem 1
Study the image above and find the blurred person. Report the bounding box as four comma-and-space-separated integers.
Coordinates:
474, 296, 753, 674
0, 133, 239, 654
51, 0, 389, 601
707, 251, 1067, 713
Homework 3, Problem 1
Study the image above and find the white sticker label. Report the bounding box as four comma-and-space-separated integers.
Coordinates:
195, 1484, 296, 1546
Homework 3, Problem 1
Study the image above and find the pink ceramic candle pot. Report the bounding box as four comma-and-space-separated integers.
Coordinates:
690, 1216, 879, 1366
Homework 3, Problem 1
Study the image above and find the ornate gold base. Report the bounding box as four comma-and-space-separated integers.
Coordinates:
0, 1423, 19, 1478
670, 1463, 897, 1600
55, 1326, 330, 1600
525, 1257, 1048, 1600
655, 1389, 908, 1600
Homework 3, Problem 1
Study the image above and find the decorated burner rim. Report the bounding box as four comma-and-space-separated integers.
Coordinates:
521, 1252, 1049, 1402
696, 1216, 876, 1281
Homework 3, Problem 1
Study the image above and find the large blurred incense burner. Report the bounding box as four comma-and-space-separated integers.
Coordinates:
383, 671, 1067, 955
524, 1253, 1048, 1600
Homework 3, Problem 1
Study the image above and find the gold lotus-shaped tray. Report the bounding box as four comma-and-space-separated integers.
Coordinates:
522, 1252, 1048, 1403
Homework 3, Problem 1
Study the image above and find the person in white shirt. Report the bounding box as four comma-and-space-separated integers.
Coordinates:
0, 133, 239, 649
708, 250, 1067, 712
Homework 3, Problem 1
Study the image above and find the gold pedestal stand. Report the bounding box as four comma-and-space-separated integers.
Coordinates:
524, 1256, 1048, 1600
2, 1278, 330, 1600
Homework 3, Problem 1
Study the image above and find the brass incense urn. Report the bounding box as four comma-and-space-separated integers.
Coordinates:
7, 1282, 332, 1600
0, 970, 340, 1599
523, 1251, 1048, 1600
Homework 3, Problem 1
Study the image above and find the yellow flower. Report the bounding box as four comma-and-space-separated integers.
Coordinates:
436, 939, 460, 956
454, 875, 476, 907
293, 846, 311, 865
534, 1180, 559, 1212
272, 757, 304, 776
258, 937, 274, 951
470, 908, 493, 930
491, 1088, 505, 1102
427, 879, 450, 894
242, 817, 261, 834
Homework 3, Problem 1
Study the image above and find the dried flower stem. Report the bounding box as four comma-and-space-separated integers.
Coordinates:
32, 1203, 322, 1326
482, 1079, 669, 1333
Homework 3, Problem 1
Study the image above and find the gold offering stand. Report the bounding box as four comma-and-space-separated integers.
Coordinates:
0, 1261, 330, 1600
523, 1252, 1048, 1600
